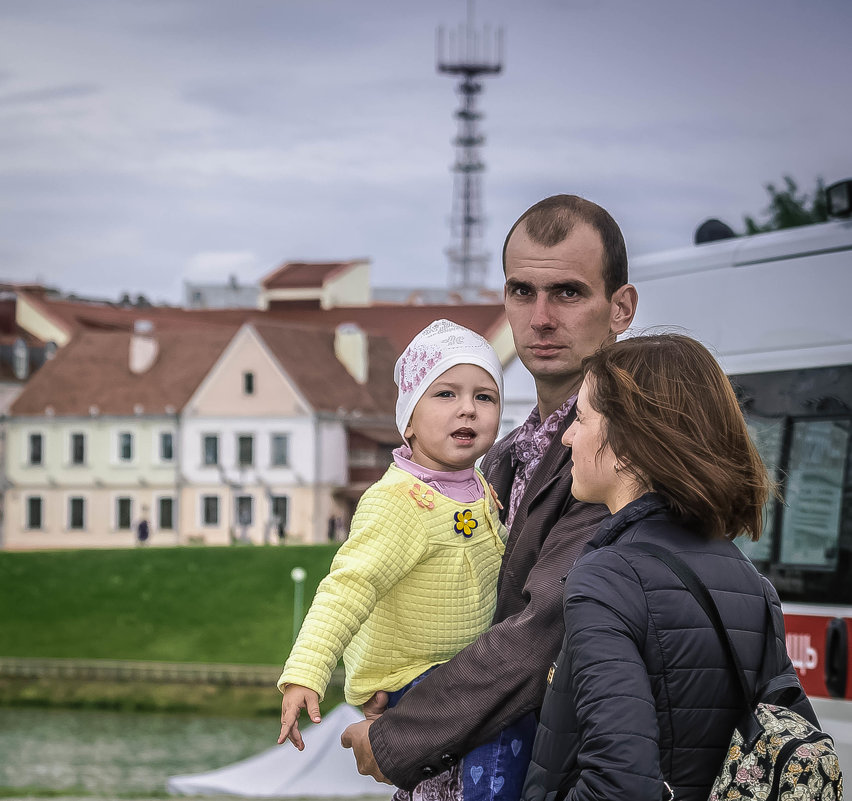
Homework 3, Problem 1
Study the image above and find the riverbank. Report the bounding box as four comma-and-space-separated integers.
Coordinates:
0, 675, 345, 718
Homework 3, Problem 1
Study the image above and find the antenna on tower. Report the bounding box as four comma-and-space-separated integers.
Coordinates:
437, 0, 504, 291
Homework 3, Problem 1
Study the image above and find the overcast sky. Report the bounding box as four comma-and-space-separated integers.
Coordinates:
1, 0, 849, 304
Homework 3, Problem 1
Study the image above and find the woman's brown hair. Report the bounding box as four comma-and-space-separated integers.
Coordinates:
582, 333, 770, 540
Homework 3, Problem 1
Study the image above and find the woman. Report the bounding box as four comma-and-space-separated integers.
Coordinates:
521, 333, 817, 801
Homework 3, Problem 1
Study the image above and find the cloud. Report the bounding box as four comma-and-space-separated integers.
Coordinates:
0, 83, 100, 107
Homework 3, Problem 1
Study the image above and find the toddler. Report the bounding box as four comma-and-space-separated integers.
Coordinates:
278, 320, 521, 798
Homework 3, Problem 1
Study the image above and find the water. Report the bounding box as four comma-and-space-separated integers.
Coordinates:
0, 707, 274, 795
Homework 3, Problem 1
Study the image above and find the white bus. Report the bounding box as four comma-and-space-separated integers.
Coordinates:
629, 180, 852, 772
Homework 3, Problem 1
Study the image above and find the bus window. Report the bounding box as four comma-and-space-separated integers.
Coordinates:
740, 416, 784, 563
779, 419, 849, 569
732, 364, 852, 603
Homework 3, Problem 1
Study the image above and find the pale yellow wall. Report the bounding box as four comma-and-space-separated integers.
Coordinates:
490, 318, 517, 365
322, 262, 370, 308
6, 417, 178, 488
259, 287, 322, 308
15, 295, 71, 347
3, 487, 178, 549
188, 328, 309, 418
178, 484, 326, 546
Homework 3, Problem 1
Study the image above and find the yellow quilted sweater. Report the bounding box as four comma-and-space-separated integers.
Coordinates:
277, 464, 507, 705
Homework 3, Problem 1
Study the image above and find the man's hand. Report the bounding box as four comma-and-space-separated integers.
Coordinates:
341, 718, 392, 784
278, 684, 321, 751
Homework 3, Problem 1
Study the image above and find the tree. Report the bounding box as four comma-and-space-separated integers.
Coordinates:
743, 175, 828, 234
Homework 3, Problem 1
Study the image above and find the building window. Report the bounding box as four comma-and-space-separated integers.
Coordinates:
202, 434, 219, 466
236, 495, 253, 527
118, 432, 134, 462
69, 497, 86, 530
271, 495, 289, 529
160, 432, 174, 462
158, 497, 174, 530
28, 433, 43, 466
243, 371, 255, 395
26, 497, 43, 530
13, 337, 29, 380
116, 497, 133, 530
70, 433, 86, 465
271, 434, 289, 467
238, 435, 254, 467
202, 495, 219, 526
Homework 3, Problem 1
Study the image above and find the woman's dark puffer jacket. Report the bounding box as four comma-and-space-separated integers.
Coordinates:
521, 493, 814, 801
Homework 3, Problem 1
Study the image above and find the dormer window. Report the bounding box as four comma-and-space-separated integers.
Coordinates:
13, 338, 28, 380
243, 371, 255, 395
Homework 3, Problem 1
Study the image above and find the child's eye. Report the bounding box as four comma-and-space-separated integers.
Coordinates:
435, 390, 455, 398
476, 393, 496, 403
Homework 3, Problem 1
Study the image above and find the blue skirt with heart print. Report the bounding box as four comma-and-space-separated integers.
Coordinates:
387, 669, 536, 801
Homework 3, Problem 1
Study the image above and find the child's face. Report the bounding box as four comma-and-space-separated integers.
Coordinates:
405, 363, 500, 472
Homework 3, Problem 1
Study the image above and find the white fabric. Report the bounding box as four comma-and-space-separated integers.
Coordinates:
394, 319, 503, 439
167, 704, 393, 798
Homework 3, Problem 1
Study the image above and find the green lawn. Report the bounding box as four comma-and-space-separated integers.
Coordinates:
0, 545, 339, 664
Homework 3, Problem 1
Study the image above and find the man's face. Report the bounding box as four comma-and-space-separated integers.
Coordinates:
503, 222, 628, 387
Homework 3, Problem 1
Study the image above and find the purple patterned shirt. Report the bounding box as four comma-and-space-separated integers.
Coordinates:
506, 396, 577, 531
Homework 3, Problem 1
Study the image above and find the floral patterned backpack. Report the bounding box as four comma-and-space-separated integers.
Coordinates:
629, 542, 843, 801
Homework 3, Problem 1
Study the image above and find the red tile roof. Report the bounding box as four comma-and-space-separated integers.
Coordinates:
20, 292, 253, 334
10, 324, 238, 417
262, 304, 507, 354
261, 261, 361, 290
10, 319, 399, 420
20, 292, 507, 361
252, 321, 397, 415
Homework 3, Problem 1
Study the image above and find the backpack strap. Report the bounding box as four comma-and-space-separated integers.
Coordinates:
623, 542, 753, 709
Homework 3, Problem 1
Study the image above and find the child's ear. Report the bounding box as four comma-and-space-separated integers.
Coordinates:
404, 421, 414, 442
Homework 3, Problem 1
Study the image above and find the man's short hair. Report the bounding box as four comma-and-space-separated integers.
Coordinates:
502, 194, 628, 299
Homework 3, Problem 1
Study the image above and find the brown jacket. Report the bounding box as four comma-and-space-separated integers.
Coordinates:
369, 410, 609, 790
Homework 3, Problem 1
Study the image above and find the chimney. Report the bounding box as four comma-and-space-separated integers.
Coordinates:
334, 323, 368, 384
129, 319, 159, 374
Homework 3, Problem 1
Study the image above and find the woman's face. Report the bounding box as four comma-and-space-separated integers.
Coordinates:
562, 378, 633, 513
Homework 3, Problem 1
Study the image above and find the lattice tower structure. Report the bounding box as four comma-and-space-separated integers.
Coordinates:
437, 9, 504, 290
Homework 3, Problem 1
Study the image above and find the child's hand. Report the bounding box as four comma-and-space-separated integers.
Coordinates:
278, 684, 321, 750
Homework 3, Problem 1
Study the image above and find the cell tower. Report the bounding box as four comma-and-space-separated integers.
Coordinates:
437, 1, 504, 291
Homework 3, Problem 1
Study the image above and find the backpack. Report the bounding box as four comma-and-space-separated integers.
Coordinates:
708, 696, 841, 800
628, 542, 843, 801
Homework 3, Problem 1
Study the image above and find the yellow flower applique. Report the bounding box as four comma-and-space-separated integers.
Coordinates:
409, 484, 435, 510
454, 509, 478, 538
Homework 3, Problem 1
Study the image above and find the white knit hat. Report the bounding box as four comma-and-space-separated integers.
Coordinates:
394, 319, 503, 440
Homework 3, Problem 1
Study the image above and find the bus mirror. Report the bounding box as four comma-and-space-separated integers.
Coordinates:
826, 179, 852, 219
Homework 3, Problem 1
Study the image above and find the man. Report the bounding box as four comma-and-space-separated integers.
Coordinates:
341, 195, 638, 792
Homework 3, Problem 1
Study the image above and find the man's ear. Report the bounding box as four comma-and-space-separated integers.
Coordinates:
609, 283, 638, 336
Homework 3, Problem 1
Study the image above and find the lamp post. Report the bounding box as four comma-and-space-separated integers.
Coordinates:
290, 566, 307, 645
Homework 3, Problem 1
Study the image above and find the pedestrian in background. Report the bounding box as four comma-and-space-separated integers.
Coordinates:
136, 510, 150, 547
